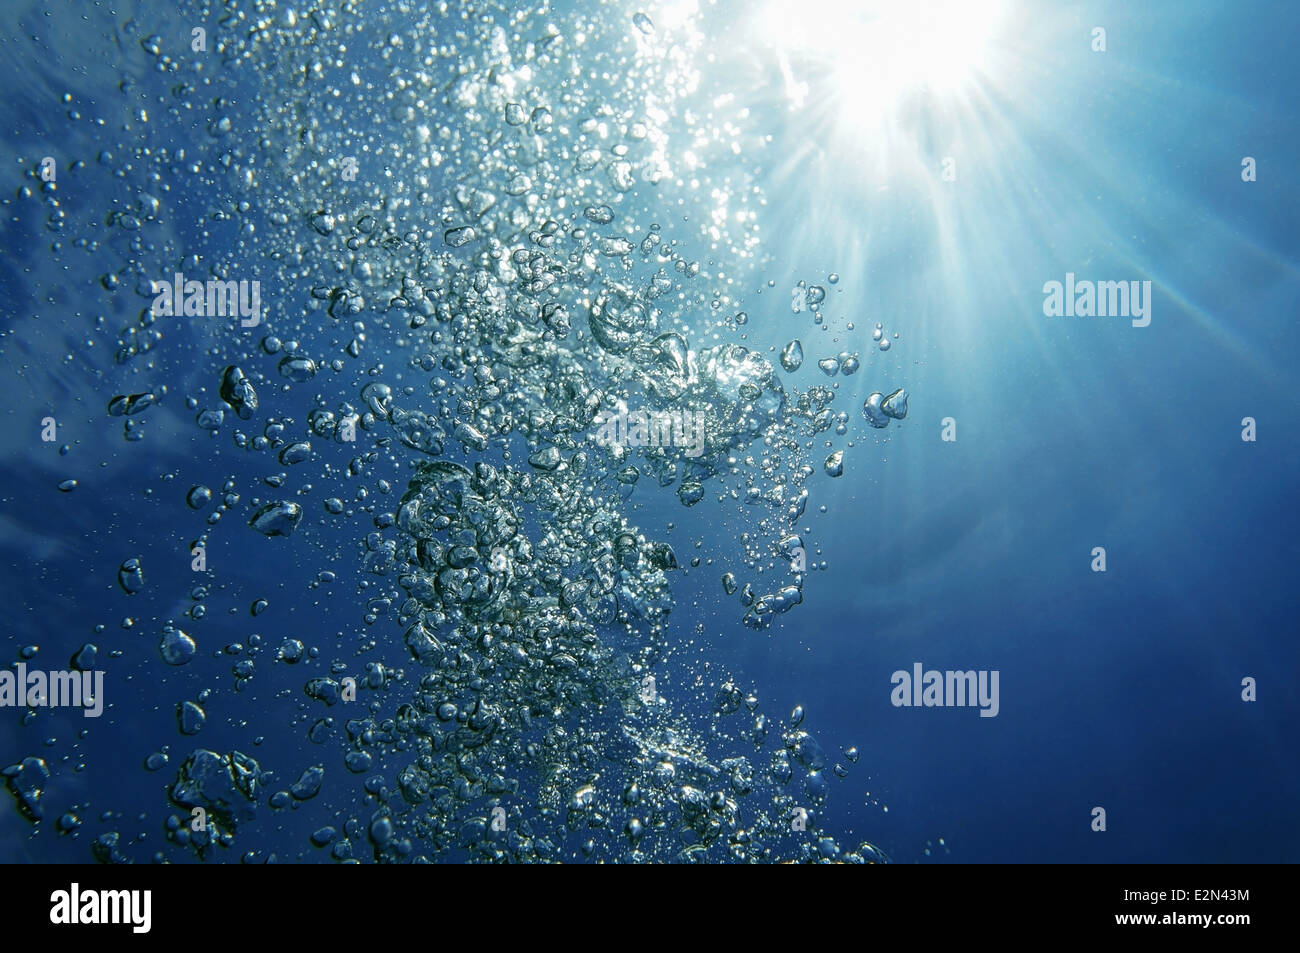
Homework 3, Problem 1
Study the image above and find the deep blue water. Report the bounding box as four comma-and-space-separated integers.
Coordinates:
0, 0, 1296, 863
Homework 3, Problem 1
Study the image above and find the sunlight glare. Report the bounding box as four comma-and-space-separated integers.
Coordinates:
758, 0, 1004, 125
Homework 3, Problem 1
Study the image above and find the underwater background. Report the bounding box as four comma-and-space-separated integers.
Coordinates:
0, 0, 1296, 863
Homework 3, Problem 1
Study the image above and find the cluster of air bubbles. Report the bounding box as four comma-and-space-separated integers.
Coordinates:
872, 322, 902, 351
4, 0, 919, 865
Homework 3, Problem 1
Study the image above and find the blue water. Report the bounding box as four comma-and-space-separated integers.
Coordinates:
1, 0, 1297, 863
